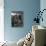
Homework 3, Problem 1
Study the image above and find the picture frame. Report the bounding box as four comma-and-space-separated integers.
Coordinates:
11, 11, 23, 27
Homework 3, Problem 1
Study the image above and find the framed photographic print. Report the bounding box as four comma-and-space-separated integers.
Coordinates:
11, 11, 23, 27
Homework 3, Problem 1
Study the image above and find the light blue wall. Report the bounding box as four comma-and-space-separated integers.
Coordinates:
40, 0, 46, 27
4, 0, 40, 42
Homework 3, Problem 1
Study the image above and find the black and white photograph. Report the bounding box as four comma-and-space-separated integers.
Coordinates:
11, 11, 23, 27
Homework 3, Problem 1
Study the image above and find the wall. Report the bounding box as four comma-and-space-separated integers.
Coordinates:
0, 0, 4, 42
4, 0, 40, 42
40, 0, 46, 27
0, 8, 4, 42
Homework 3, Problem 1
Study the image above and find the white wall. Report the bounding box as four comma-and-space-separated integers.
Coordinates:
0, 0, 4, 42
